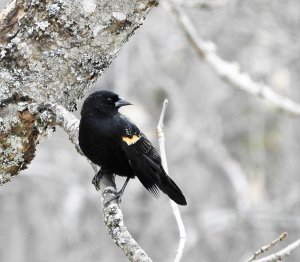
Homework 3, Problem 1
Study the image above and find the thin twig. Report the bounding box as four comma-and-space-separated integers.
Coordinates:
163, 0, 300, 116
54, 104, 152, 262
255, 238, 300, 262
247, 232, 288, 262
156, 99, 187, 262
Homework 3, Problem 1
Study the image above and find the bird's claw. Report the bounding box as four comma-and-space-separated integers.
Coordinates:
104, 192, 122, 207
92, 171, 103, 190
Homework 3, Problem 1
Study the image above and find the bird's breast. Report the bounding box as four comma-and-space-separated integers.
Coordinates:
79, 117, 133, 177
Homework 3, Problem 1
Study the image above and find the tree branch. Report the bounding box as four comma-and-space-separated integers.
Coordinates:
254, 238, 300, 262
156, 99, 187, 262
97, 172, 153, 262
0, 0, 157, 183
162, 0, 300, 116
54, 105, 81, 152
247, 232, 288, 262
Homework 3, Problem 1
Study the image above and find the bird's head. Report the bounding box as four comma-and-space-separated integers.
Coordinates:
81, 90, 132, 116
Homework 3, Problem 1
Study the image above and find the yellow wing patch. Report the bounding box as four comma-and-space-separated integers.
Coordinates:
122, 135, 140, 145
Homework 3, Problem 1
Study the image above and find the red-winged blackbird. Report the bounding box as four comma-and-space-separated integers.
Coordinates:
79, 90, 187, 205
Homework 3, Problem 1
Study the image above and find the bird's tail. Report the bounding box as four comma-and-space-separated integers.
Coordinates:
131, 155, 187, 205
159, 172, 187, 206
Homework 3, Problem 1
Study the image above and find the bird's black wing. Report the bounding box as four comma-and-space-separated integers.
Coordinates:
120, 120, 162, 197
119, 116, 187, 205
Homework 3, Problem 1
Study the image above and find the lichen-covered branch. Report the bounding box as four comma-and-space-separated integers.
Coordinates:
53, 104, 98, 172
96, 172, 152, 262
0, 0, 157, 106
163, 0, 300, 116
0, 0, 157, 183
54, 104, 81, 153
0, 96, 55, 185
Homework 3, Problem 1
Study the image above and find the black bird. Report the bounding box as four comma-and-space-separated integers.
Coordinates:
79, 90, 187, 205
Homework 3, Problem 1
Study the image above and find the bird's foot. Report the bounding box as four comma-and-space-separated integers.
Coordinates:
104, 191, 123, 206
92, 170, 104, 191
104, 177, 130, 206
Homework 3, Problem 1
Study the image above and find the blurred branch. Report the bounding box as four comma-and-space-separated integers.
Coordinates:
54, 105, 152, 262
175, 0, 229, 9
156, 99, 187, 262
199, 137, 250, 214
163, 0, 300, 116
254, 237, 300, 262
247, 232, 288, 262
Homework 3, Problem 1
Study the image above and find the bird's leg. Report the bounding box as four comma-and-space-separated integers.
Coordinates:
92, 169, 105, 191
105, 177, 130, 205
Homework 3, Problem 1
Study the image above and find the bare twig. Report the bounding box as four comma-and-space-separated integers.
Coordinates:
247, 232, 288, 262
156, 99, 187, 262
163, 0, 300, 116
54, 105, 152, 262
255, 238, 300, 262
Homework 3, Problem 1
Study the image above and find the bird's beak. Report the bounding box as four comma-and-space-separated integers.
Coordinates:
115, 97, 132, 108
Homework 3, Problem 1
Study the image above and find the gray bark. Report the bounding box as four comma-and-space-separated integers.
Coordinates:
99, 172, 153, 262
0, 0, 157, 184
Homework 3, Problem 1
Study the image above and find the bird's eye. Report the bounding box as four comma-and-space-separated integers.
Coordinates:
106, 98, 113, 103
